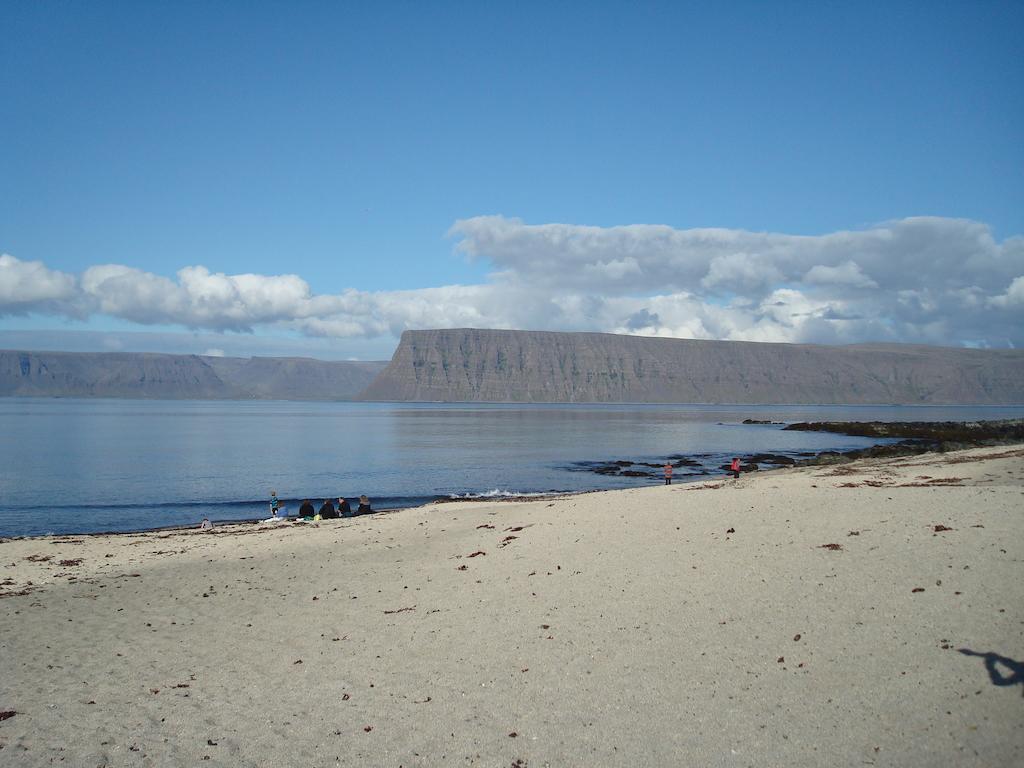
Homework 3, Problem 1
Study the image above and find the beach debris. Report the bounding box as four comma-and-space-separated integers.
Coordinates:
207, 739, 218, 746
414, 696, 432, 703
383, 606, 416, 614
476, 524, 495, 529
505, 526, 527, 532
912, 588, 925, 593
508, 731, 518, 738
0, 588, 35, 599
777, 657, 784, 663
726, 527, 735, 534
342, 693, 350, 701
819, 543, 843, 551
293, 659, 303, 664
24, 554, 52, 562
499, 536, 518, 547
933, 525, 953, 533
793, 634, 802, 642
467, 551, 486, 558
456, 565, 468, 571
150, 688, 160, 694
363, 726, 373, 732
0, 710, 16, 721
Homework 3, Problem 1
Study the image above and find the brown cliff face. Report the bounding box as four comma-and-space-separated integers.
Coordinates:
357, 329, 1024, 404
0, 351, 387, 400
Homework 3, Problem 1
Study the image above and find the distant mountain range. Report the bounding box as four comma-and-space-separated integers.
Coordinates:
0, 350, 387, 400
5, 330, 1024, 404
358, 329, 1024, 404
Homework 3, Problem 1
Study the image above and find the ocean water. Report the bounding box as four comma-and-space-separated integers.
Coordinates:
2, 398, 1022, 537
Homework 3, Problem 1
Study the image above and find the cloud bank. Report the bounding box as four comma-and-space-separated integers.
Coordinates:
2, 216, 1022, 348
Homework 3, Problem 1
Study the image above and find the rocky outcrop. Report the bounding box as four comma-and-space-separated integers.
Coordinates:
0, 351, 387, 400
358, 329, 1024, 404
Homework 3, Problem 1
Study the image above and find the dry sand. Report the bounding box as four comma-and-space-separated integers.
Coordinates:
1, 445, 1022, 767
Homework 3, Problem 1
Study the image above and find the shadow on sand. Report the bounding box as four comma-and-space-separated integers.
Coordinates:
959, 649, 1024, 696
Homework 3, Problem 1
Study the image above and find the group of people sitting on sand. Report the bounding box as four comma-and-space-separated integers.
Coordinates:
269, 491, 372, 521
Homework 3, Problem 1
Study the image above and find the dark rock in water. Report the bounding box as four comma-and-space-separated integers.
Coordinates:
787, 419, 1024, 467
620, 470, 655, 477
593, 465, 622, 475
810, 452, 853, 466
784, 419, 1024, 442
748, 454, 796, 465
742, 419, 783, 425
612, 460, 634, 467
667, 456, 702, 467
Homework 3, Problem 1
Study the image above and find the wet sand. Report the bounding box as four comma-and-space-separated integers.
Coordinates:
1, 445, 1022, 767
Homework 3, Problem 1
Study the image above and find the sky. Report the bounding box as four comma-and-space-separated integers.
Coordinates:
1, 1, 1022, 359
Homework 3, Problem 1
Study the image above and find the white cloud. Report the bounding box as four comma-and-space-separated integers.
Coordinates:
0, 254, 79, 315
803, 260, 878, 289
1, 215, 1022, 348
989, 276, 1024, 308
702, 252, 784, 293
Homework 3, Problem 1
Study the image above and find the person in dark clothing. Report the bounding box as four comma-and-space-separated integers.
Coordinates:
319, 499, 337, 519
297, 499, 315, 519
356, 495, 372, 515
338, 497, 352, 517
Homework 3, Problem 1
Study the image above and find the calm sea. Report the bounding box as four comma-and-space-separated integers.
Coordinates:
2, 399, 1022, 537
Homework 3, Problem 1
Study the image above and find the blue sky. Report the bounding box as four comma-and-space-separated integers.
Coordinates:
1, 1, 1022, 358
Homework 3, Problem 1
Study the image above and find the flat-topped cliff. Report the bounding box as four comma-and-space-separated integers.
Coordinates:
358, 329, 1024, 404
0, 351, 387, 400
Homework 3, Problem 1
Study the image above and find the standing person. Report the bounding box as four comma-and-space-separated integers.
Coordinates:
356, 495, 372, 515
338, 497, 352, 517
663, 463, 673, 485
319, 498, 337, 519
730, 457, 741, 480
269, 490, 280, 518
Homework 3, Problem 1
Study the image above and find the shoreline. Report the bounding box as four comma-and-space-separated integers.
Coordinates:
2, 444, 1022, 766
6, 420, 1023, 540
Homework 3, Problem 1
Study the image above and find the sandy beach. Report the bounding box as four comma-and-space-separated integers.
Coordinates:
1, 445, 1022, 767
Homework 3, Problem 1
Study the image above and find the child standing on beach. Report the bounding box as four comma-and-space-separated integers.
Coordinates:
270, 490, 280, 517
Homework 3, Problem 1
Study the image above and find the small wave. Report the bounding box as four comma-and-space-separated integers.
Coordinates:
446, 488, 560, 500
